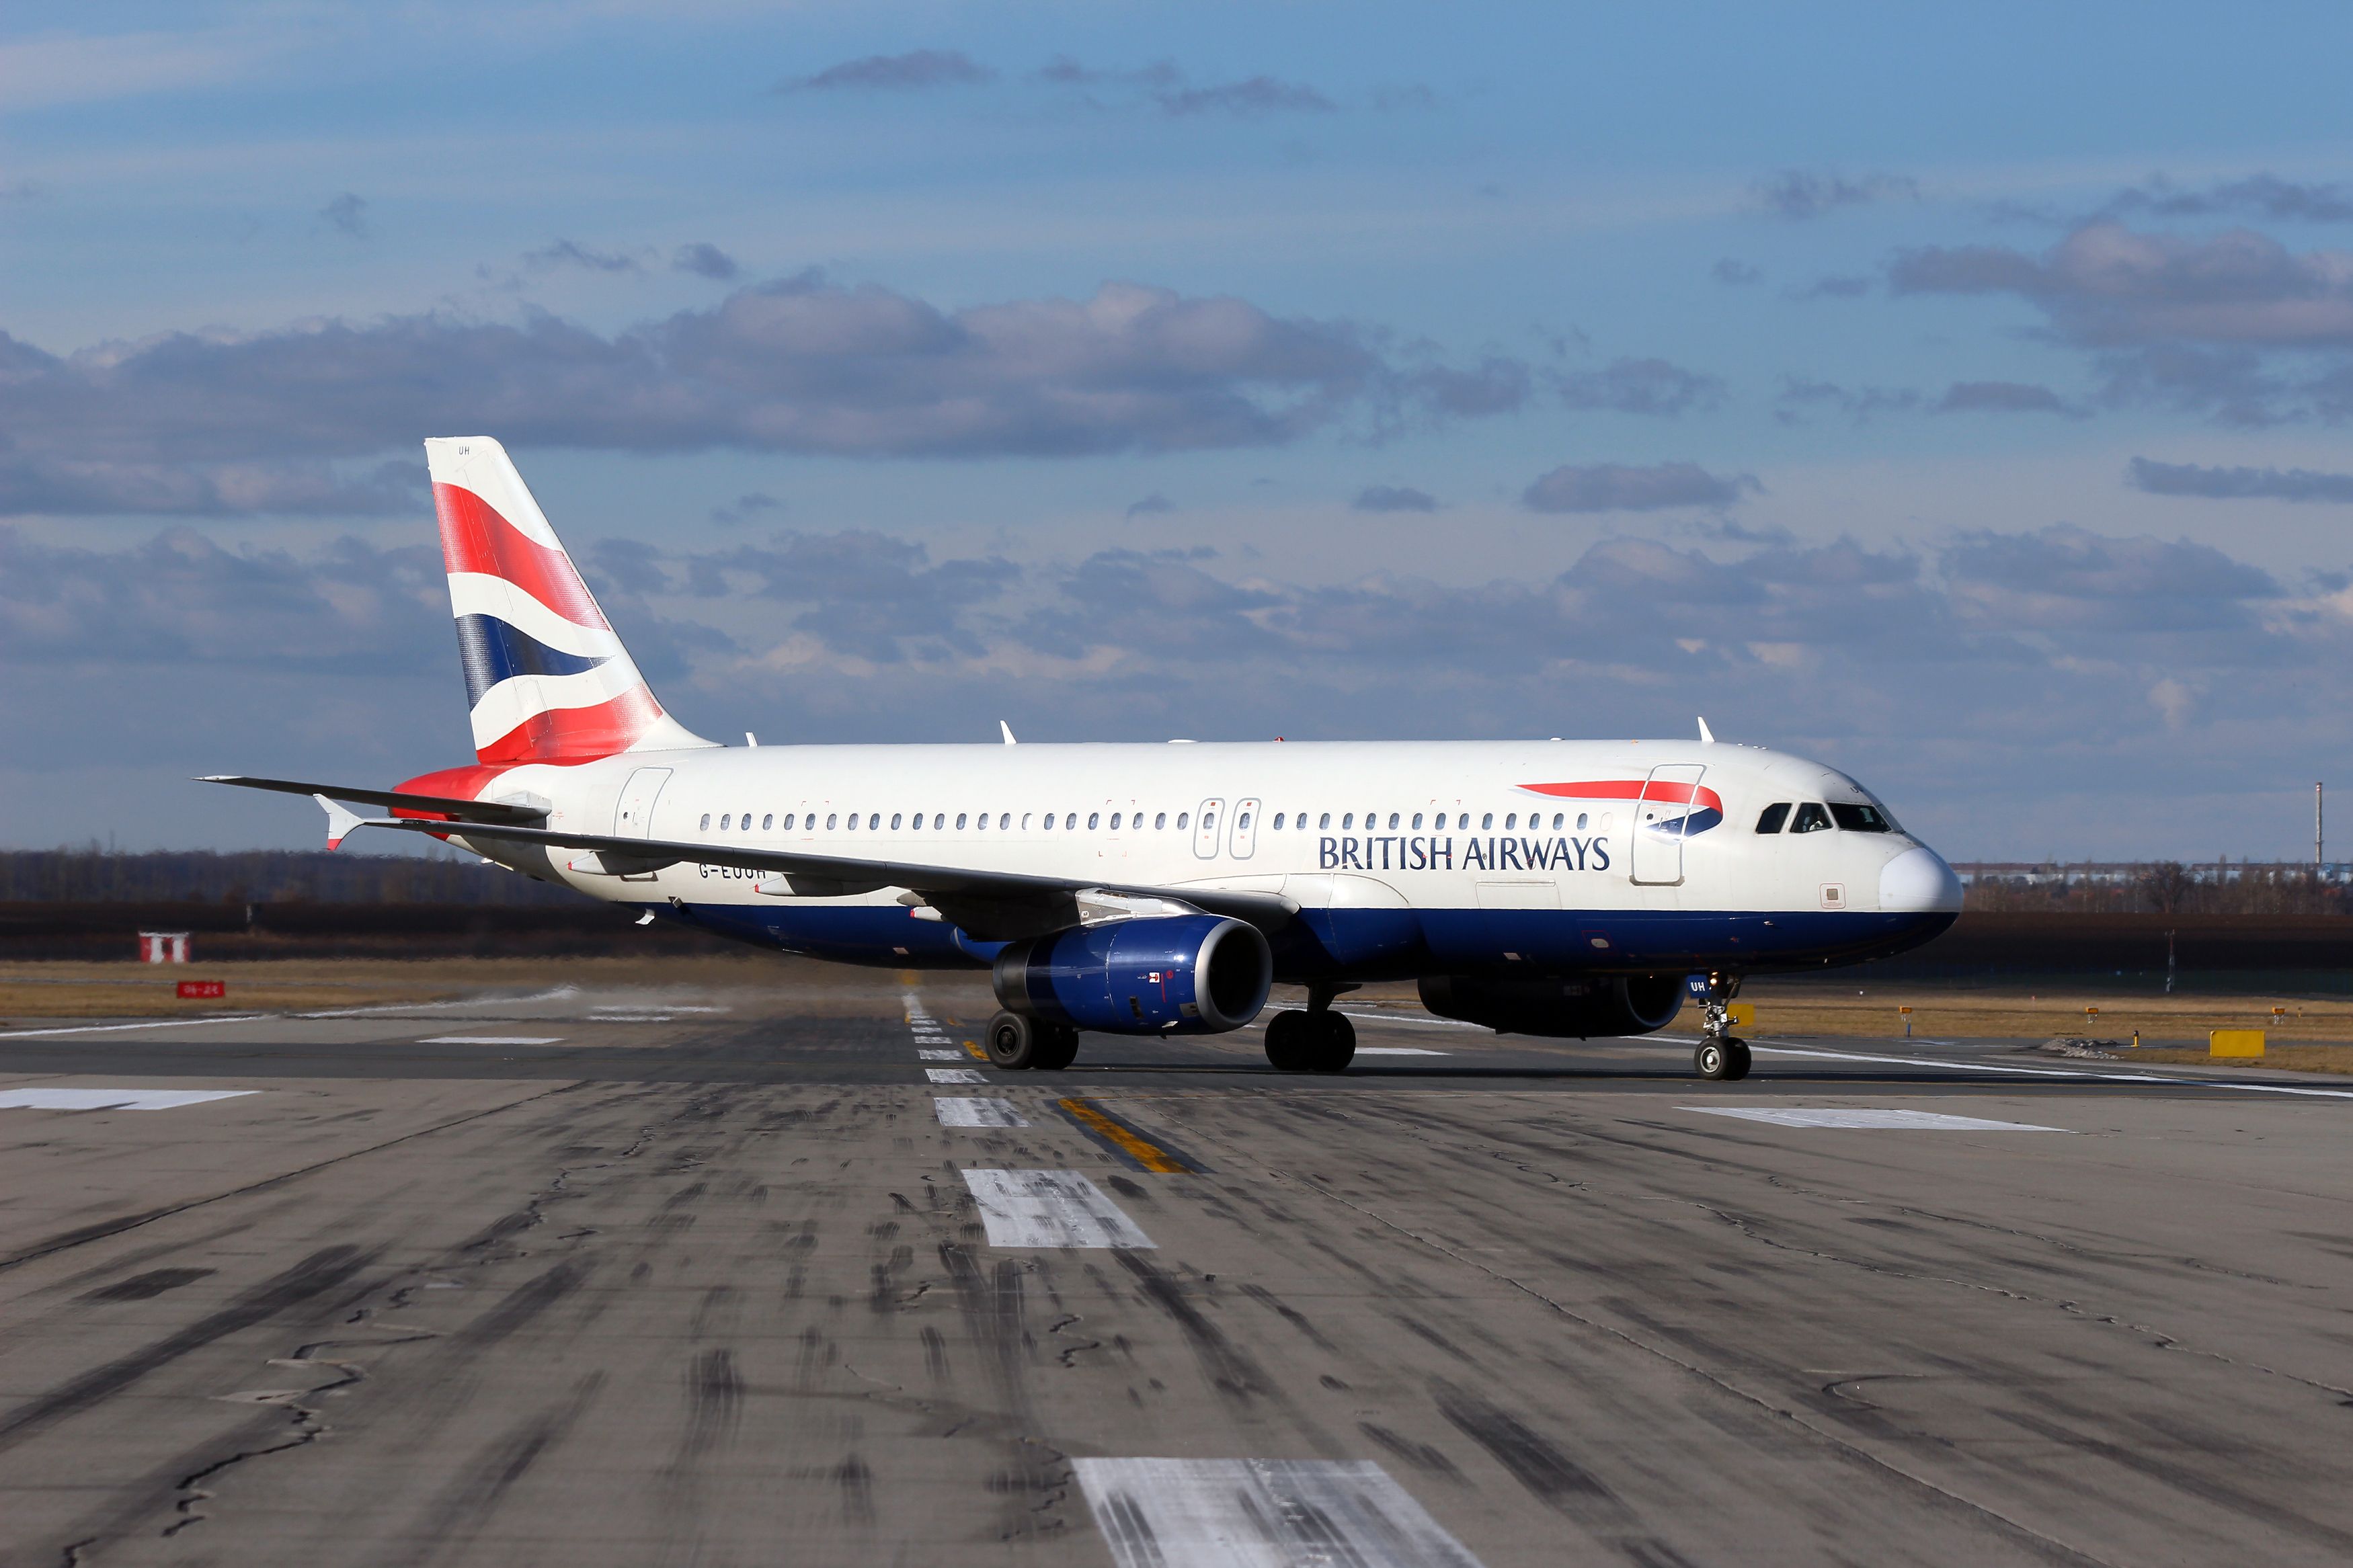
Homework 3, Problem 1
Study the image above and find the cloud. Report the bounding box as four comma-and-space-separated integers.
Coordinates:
1156, 76, 1334, 116
1942, 525, 2276, 632
1521, 462, 1758, 513
1553, 357, 1724, 415
1754, 169, 1919, 220
1936, 380, 2071, 415
672, 243, 740, 281
0, 276, 1536, 507
709, 491, 783, 525
1711, 258, 1762, 286
1888, 221, 2353, 349
2126, 456, 2353, 503
1124, 494, 1174, 519
1352, 485, 1438, 513
524, 238, 643, 274
2106, 174, 2353, 224
0, 456, 421, 519
319, 193, 368, 240
782, 50, 993, 93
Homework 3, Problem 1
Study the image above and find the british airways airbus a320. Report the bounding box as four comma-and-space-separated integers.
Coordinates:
210, 438, 1963, 1079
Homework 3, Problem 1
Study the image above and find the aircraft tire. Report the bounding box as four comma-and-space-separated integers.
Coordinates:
1033, 1024, 1081, 1071
1723, 1039, 1751, 1080
1310, 1009, 1357, 1073
1694, 1038, 1732, 1079
986, 1011, 1040, 1069
1263, 1009, 1312, 1071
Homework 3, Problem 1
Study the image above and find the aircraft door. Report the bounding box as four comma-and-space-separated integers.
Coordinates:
615, 767, 672, 838
1193, 798, 1225, 859
1230, 797, 1261, 859
1628, 764, 1706, 886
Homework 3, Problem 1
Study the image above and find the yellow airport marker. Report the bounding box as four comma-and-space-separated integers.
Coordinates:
964, 1039, 986, 1060
1057, 1099, 1195, 1173
2210, 1029, 2265, 1059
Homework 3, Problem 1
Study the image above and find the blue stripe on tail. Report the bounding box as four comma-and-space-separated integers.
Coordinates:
453, 614, 612, 707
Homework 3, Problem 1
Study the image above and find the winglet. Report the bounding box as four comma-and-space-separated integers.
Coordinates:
1697, 716, 1716, 745
313, 793, 366, 852
1000, 720, 1017, 745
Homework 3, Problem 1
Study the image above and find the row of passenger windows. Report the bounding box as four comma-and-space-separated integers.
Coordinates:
1755, 800, 1893, 835
694, 807, 1600, 835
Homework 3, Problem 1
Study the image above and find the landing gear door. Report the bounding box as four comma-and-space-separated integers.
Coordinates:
1230, 797, 1262, 860
613, 767, 672, 881
1629, 764, 1706, 886
1193, 799, 1225, 860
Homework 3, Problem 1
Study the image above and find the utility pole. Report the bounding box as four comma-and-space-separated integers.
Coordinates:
2317, 781, 2325, 870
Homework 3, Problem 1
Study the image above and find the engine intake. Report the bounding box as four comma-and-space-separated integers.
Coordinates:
992, 915, 1272, 1035
1418, 973, 1684, 1038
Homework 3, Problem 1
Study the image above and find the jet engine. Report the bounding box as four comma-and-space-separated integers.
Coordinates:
1418, 973, 1684, 1038
992, 915, 1273, 1035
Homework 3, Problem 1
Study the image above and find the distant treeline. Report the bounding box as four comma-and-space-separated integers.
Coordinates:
1965, 863, 2346, 917
0, 849, 588, 907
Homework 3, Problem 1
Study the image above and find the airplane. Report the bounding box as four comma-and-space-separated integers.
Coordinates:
208, 438, 1963, 1080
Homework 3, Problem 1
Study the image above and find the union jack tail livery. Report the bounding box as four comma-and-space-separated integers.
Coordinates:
424, 438, 711, 766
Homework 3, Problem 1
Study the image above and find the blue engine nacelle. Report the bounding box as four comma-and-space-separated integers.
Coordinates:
991, 915, 1273, 1035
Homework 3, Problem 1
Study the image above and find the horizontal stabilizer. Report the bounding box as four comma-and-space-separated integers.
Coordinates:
199, 775, 547, 826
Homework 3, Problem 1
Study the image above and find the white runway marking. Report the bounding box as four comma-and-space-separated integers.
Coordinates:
0, 1015, 270, 1040
1353, 1046, 1448, 1056
0, 1088, 256, 1112
1747, 1042, 2353, 1101
918, 1049, 967, 1061
419, 1036, 565, 1046
1331, 1009, 1488, 1031
926, 1067, 988, 1084
1074, 1457, 1484, 1568
934, 1098, 1029, 1128
1687, 1106, 2068, 1132
961, 1169, 1154, 1248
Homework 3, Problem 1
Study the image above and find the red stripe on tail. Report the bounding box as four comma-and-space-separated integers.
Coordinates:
474, 685, 670, 765
433, 482, 610, 630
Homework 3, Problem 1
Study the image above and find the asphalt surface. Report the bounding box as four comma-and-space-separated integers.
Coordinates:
1, 975, 2349, 1567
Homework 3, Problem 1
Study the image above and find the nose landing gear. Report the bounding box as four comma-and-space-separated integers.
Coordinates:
1695, 973, 1751, 1081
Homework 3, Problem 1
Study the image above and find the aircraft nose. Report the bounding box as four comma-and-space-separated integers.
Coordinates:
1880, 845, 1963, 913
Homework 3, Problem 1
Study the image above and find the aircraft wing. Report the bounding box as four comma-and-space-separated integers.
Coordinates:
201, 776, 549, 826
305, 805, 1298, 940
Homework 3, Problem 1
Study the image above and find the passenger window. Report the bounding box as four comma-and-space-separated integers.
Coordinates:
1319, 812, 1331, 829
784, 813, 795, 830
1203, 812, 1216, 830
1410, 813, 1422, 829
1576, 812, 1587, 831
1790, 802, 1833, 833
891, 813, 902, 830
1505, 813, 1517, 830
1088, 813, 1100, 829
934, 813, 945, 830
1342, 813, 1354, 829
1273, 813, 1285, 831
955, 813, 967, 829
1756, 802, 1792, 833
1111, 812, 1122, 829
719, 813, 731, 831
1177, 813, 1189, 829
1386, 812, 1397, 829
762, 813, 774, 831
700, 813, 712, 831
908, 813, 920, 831
869, 814, 879, 831
744, 812, 754, 831
846, 813, 857, 831
1482, 813, 1493, 829
977, 813, 988, 831
1829, 802, 1892, 833
999, 813, 1010, 829
1239, 811, 1252, 830
826, 813, 838, 829
1156, 812, 1167, 829
1041, 813, 1053, 830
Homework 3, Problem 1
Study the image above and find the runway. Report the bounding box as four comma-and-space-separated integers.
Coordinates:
1, 975, 2349, 1566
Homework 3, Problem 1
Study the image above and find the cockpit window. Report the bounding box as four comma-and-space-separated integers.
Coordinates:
1830, 802, 1892, 833
1790, 802, 1833, 833
1755, 802, 1791, 833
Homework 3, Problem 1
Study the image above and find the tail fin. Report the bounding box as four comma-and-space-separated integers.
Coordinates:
424, 437, 712, 766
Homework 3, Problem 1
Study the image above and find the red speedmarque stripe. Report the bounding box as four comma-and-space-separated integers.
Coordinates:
434, 482, 611, 630
1521, 778, 1725, 813
475, 684, 670, 765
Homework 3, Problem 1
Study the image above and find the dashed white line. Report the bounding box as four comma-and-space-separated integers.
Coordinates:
419, 1036, 565, 1046
926, 1067, 988, 1085
1074, 1458, 1484, 1568
1747, 1042, 2353, 1100
934, 1098, 1029, 1128
961, 1169, 1153, 1248
1353, 1046, 1448, 1056
1686, 1106, 2067, 1132
0, 1088, 257, 1112
918, 1050, 967, 1061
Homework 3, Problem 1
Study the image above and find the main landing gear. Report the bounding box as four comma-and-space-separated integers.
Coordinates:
1694, 971, 1751, 1081
1263, 985, 1357, 1073
985, 1012, 1080, 1071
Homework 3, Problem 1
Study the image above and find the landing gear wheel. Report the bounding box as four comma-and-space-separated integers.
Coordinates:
1032, 1023, 1081, 1071
1722, 1038, 1751, 1081
1310, 1009, 1356, 1073
1694, 1038, 1732, 1080
1264, 1009, 1313, 1072
986, 1011, 1041, 1069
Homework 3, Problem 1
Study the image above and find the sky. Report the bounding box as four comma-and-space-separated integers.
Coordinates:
7, 1, 2353, 860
